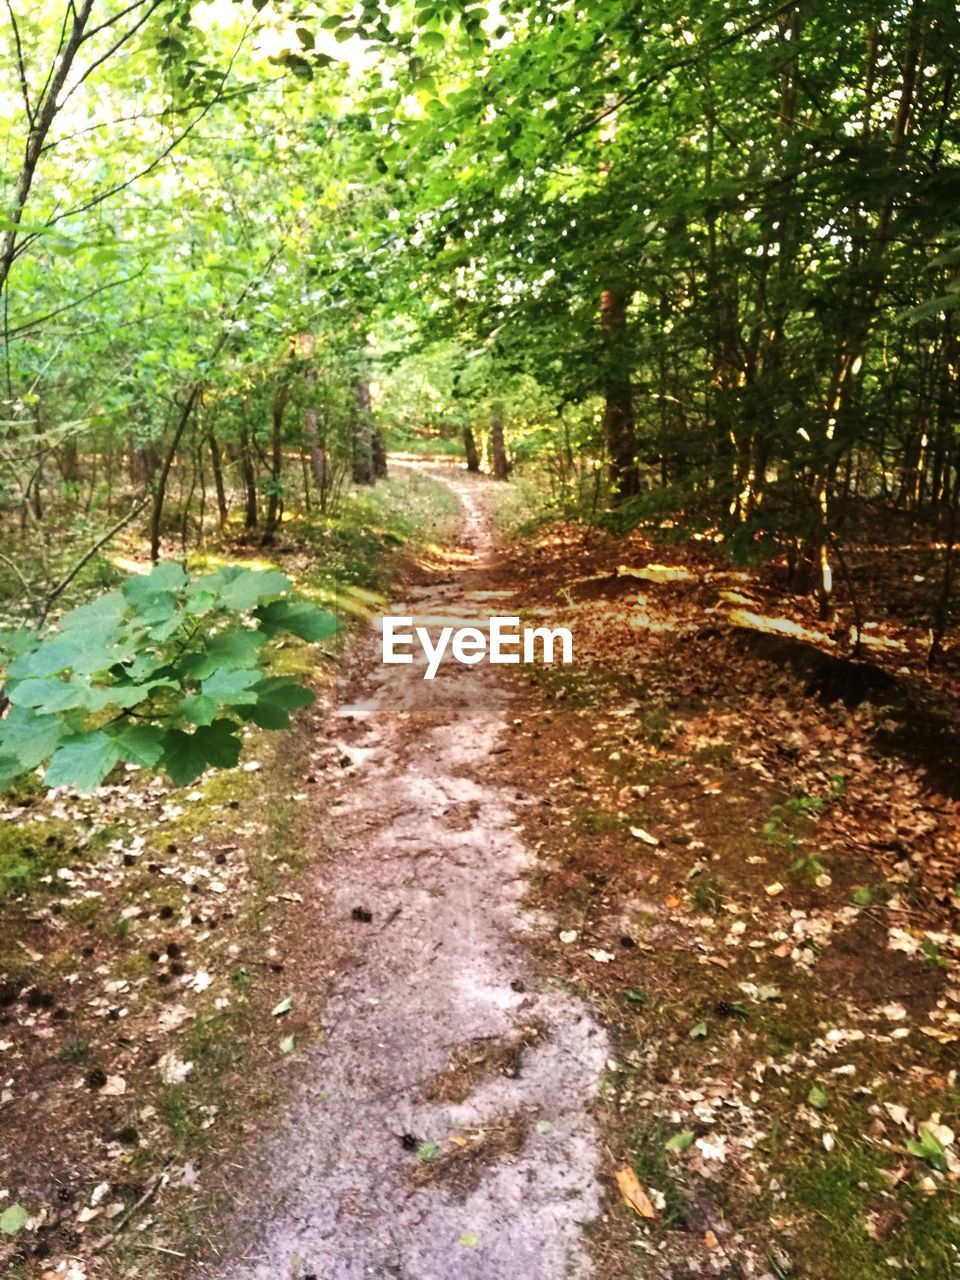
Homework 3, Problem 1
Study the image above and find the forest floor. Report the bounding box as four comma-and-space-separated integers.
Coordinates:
3, 464, 960, 1280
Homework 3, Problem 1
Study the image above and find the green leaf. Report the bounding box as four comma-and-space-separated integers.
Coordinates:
179, 628, 266, 680
199, 566, 290, 610
459, 1232, 479, 1247
415, 1140, 440, 1161
45, 731, 122, 791
419, 30, 445, 49
178, 693, 218, 726
807, 1084, 829, 1111
623, 988, 647, 1005
852, 886, 873, 906
57, 591, 127, 632
256, 599, 337, 642
161, 720, 242, 787
108, 723, 165, 767
905, 1126, 948, 1171
272, 996, 293, 1017
201, 666, 260, 704
689, 1021, 708, 1040
248, 675, 316, 728
280, 1034, 296, 1053
0, 705, 65, 778
122, 563, 187, 622
0, 1203, 28, 1235
664, 1130, 695, 1152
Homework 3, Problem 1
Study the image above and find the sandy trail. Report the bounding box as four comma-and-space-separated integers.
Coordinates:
204, 466, 607, 1280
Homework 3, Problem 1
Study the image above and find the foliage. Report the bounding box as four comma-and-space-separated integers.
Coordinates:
0, 564, 335, 791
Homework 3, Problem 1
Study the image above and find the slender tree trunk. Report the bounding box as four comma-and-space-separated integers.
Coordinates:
372, 426, 388, 479
302, 352, 327, 490
463, 425, 481, 473
351, 375, 374, 485
930, 457, 960, 665
600, 287, 638, 496
490, 403, 509, 481
238, 422, 258, 530
150, 385, 201, 562
264, 382, 289, 542
208, 430, 228, 529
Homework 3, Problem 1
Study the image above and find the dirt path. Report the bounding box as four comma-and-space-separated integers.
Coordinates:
203, 467, 608, 1280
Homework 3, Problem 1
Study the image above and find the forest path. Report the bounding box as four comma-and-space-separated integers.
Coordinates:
204, 464, 608, 1280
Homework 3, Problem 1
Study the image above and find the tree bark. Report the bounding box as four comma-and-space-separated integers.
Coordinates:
208, 430, 229, 529
264, 382, 289, 541
149, 385, 200, 562
351, 375, 374, 485
372, 426, 388, 479
490, 404, 509, 481
463, 425, 481, 473
238, 422, 258, 529
600, 288, 639, 497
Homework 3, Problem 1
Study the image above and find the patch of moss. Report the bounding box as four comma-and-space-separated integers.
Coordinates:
66, 893, 102, 925
577, 807, 623, 835
777, 1141, 960, 1280
0, 820, 77, 903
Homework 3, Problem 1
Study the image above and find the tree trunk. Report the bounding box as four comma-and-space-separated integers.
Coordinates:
149, 385, 201, 562
208, 430, 229, 529
303, 359, 327, 491
463, 425, 481, 473
238, 422, 258, 530
490, 404, 509, 481
351, 375, 374, 485
372, 426, 388, 479
264, 382, 289, 542
600, 287, 638, 497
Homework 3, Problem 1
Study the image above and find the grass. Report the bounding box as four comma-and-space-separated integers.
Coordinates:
296, 470, 461, 608
774, 1139, 960, 1279
624, 1119, 689, 1230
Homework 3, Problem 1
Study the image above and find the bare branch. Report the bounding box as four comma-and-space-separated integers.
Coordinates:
4, 0, 34, 126
37, 495, 149, 626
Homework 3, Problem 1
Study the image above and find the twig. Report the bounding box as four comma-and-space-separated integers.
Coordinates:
0, 550, 35, 600
37, 494, 148, 626
92, 1165, 170, 1253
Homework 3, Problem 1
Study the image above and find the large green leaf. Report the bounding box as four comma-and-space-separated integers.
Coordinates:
197, 566, 291, 610
248, 676, 316, 729
161, 720, 242, 786
45, 731, 122, 791
256, 599, 337, 642
178, 628, 266, 680
201, 665, 261, 704
108, 723, 166, 767
0, 706, 65, 781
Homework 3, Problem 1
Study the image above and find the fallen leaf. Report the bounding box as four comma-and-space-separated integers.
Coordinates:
630, 826, 659, 846
0, 1203, 28, 1236
615, 1166, 658, 1219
